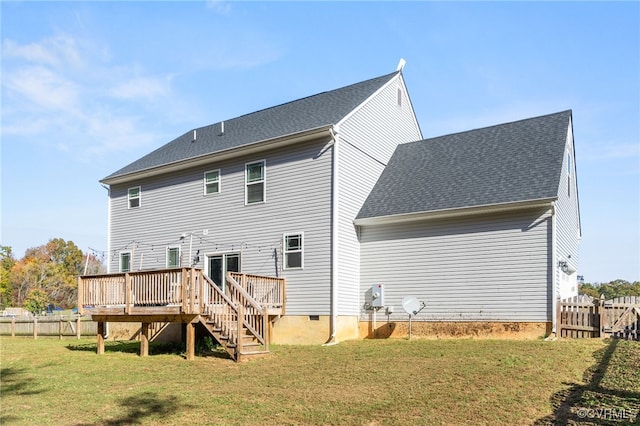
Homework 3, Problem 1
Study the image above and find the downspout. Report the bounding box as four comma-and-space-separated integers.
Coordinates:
101, 183, 111, 340
101, 184, 111, 274
550, 202, 557, 335
324, 126, 340, 345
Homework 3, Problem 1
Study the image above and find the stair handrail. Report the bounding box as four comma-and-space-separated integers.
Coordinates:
225, 272, 269, 349
200, 273, 241, 351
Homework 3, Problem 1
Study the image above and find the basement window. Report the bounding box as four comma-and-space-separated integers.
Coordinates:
128, 186, 140, 209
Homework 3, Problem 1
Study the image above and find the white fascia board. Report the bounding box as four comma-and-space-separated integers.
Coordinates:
101, 125, 333, 185
354, 198, 558, 226
335, 73, 400, 128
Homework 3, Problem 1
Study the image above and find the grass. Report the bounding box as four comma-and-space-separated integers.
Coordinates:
1, 337, 638, 425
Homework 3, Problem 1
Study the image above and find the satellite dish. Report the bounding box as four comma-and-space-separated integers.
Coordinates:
402, 296, 423, 316
401, 296, 426, 340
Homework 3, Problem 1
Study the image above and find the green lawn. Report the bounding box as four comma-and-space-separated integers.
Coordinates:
1, 337, 638, 425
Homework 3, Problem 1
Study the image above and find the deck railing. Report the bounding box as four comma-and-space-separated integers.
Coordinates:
78, 268, 200, 315
229, 272, 286, 313
78, 268, 284, 316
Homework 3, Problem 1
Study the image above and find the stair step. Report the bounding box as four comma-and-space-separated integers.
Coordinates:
240, 350, 270, 356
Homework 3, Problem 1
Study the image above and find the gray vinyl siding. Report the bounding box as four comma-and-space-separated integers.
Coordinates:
108, 137, 333, 315
336, 74, 422, 315
554, 121, 581, 295
359, 208, 553, 322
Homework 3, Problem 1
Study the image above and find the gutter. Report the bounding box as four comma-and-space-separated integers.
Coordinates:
324, 125, 340, 346
354, 198, 558, 227
101, 125, 334, 186
101, 184, 111, 274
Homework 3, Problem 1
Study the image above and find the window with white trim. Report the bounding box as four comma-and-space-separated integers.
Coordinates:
128, 186, 141, 209
120, 251, 131, 272
204, 170, 220, 195
245, 160, 265, 204
284, 233, 303, 269
167, 247, 180, 268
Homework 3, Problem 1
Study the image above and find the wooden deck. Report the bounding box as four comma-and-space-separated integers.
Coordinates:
78, 268, 285, 361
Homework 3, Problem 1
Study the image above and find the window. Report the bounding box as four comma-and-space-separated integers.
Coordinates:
120, 252, 131, 273
284, 233, 303, 269
245, 160, 265, 204
204, 170, 220, 195
128, 187, 140, 209
167, 247, 180, 268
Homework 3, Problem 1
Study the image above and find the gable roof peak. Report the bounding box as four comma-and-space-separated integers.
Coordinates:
103, 71, 401, 183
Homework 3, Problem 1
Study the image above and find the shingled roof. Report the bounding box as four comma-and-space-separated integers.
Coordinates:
356, 110, 572, 221
103, 72, 399, 181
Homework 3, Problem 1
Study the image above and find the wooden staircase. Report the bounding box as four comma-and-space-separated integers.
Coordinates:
198, 273, 271, 362
78, 268, 285, 361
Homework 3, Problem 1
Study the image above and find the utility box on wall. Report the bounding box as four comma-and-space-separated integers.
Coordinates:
371, 284, 385, 307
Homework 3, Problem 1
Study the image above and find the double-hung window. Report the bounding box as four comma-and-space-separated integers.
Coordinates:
128, 187, 141, 209
120, 251, 131, 272
167, 247, 180, 268
245, 160, 265, 204
204, 170, 220, 195
284, 233, 303, 269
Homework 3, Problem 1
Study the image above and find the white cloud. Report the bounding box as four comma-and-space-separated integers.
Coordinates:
1, 35, 177, 158
205, 1, 232, 15
110, 75, 173, 100
3, 35, 86, 69
4, 65, 80, 111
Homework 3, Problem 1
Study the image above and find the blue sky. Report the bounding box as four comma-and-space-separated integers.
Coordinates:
1, 1, 638, 283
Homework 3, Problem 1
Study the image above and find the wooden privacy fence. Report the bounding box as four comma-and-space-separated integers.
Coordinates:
558, 295, 640, 340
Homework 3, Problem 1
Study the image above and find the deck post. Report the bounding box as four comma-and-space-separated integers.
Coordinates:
186, 321, 195, 360
181, 268, 188, 314
237, 303, 244, 357
190, 268, 196, 313
556, 299, 562, 338
263, 309, 269, 352
140, 322, 150, 357
125, 273, 132, 315
97, 322, 105, 354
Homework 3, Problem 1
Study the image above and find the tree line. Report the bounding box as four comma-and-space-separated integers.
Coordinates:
0, 238, 105, 314
579, 279, 640, 299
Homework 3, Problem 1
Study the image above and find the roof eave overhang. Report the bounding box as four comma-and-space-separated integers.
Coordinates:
100, 125, 335, 186
354, 197, 558, 226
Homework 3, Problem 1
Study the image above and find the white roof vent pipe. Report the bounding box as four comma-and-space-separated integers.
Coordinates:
220, 121, 225, 136
192, 129, 197, 142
